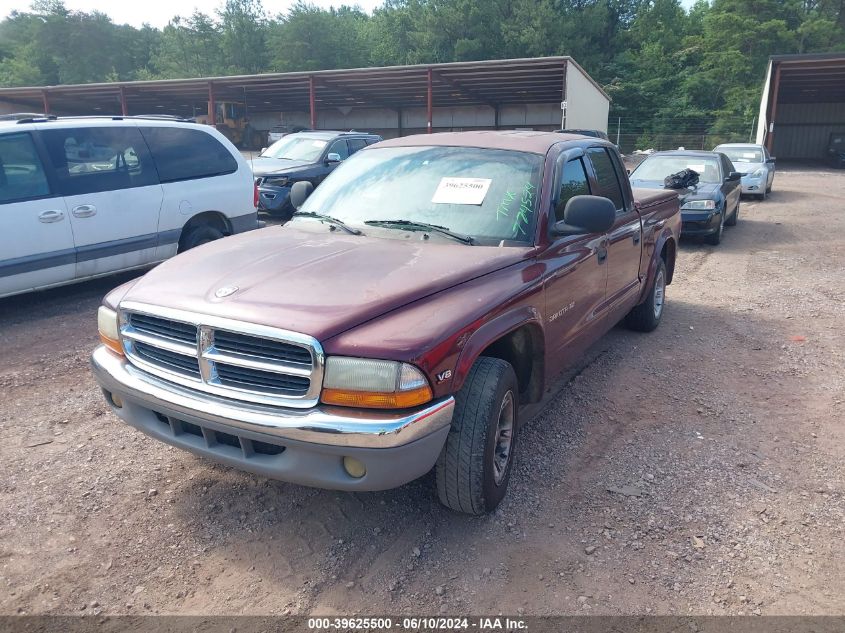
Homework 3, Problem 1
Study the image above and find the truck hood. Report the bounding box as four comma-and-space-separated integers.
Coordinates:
120, 225, 529, 341
251, 156, 312, 176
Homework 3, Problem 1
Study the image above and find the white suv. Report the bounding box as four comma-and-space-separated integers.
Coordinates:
0, 116, 259, 299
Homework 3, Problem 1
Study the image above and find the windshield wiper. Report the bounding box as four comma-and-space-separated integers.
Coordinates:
364, 219, 474, 245
293, 211, 362, 235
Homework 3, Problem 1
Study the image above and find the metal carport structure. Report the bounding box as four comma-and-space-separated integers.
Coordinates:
756, 53, 845, 160
0, 57, 610, 137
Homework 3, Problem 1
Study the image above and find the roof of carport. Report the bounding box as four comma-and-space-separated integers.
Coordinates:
770, 53, 845, 104
0, 57, 606, 116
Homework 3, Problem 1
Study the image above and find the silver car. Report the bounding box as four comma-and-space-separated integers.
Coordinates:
713, 143, 776, 200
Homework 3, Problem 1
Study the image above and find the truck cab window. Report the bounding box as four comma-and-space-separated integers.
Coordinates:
555, 158, 590, 223
587, 147, 625, 211
327, 139, 349, 160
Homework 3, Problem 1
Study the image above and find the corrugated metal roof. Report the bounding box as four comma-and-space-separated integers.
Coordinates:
0, 57, 608, 116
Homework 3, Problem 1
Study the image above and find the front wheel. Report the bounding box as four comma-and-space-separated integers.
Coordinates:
706, 211, 724, 245
436, 357, 519, 515
625, 259, 667, 333
725, 199, 739, 226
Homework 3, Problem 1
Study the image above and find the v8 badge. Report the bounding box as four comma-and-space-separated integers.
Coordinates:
436, 369, 453, 384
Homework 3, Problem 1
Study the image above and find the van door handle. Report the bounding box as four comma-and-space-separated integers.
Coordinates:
72, 204, 97, 218
38, 210, 65, 223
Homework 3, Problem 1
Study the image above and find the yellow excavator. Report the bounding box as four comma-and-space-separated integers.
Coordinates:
196, 101, 263, 150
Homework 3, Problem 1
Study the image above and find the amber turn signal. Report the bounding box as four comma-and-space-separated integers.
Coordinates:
321, 385, 433, 409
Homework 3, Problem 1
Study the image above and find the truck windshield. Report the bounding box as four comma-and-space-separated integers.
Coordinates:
263, 136, 328, 161
297, 145, 544, 244
632, 156, 722, 184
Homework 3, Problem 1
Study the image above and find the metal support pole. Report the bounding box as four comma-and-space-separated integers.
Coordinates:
766, 62, 782, 153
309, 76, 317, 130
208, 82, 216, 126
494, 104, 500, 130
427, 68, 433, 134
397, 108, 403, 137
616, 116, 621, 146
41, 90, 50, 115
119, 86, 128, 116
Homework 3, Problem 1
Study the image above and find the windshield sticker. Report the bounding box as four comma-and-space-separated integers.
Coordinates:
431, 177, 492, 205
687, 164, 705, 173
512, 182, 536, 237
312, 140, 327, 148
497, 189, 516, 219
742, 152, 758, 158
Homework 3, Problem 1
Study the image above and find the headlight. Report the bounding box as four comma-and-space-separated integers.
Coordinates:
321, 357, 433, 409
681, 199, 716, 210
262, 176, 290, 187
750, 168, 764, 178
97, 306, 123, 356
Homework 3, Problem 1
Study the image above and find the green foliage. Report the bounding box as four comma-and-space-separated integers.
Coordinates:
0, 0, 843, 148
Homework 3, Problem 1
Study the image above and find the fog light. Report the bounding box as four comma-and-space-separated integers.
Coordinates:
107, 391, 123, 409
343, 456, 366, 479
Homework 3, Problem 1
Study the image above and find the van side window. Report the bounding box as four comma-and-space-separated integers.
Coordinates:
0, 133, 51, 203
555, 158, 590, 223
41, 127, 157, 196
586, 147, 625, 211
140, 127, 238, 183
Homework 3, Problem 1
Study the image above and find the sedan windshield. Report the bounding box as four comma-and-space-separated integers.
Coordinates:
632, 156, 721, 184
262, 136, 328, 161
297, 146, 544, 244
717, 147, 763, 163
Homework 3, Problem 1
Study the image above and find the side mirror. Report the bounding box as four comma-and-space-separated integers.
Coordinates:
766, 157, 776, 163
552, 195, 616, 236
290, 180, 314, 210
326, 152, 342, 164
727, 172, 742, 182
259, 147, 267, 155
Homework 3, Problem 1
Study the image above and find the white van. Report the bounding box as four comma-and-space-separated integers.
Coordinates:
0, 116, 259, 299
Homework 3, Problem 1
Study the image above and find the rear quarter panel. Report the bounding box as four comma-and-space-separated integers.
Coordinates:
632, 187, 681, 295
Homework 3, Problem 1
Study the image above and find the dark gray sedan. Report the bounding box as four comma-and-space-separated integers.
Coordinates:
629, 150, 742, 245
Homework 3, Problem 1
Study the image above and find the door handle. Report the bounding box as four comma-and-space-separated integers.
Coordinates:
38, 210, 65, 223
72, 204, 97, 218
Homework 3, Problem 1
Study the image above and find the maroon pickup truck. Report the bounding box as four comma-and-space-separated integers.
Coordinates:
91, 131, 680, 515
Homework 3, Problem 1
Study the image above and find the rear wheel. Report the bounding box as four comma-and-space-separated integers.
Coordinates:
625, 259, 667, 333
436, 357, 519, 515
179, 224, 224, 252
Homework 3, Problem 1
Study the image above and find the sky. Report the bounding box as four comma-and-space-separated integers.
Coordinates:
0, 0, 385, 28
1, 0, 702, 28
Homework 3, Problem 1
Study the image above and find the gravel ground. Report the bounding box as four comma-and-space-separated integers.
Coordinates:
1, 168, 843, 617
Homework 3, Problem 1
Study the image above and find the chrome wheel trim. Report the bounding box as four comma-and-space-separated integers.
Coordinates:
653, 269, 666, 319
492, 390, 515, 485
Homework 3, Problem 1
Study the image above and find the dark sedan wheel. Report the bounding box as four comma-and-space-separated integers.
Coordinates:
726, 199, 739, 226
436, 357, 519, 515
179, 225, 224, 252
706, 211, 724, 245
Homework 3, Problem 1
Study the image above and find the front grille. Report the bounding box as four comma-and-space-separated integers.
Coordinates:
120, 304, 323, 408
129, 313, 197, 345
214, 330, 312, 366
134, 341, 201, 378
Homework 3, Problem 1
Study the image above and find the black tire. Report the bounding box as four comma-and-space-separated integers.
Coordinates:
436, 357, 519, 515
179, 224, 224, 252
758, 190, 767, 201
706, 211, 724, 245
625, 259, 667, 333
725, 199, 739, 226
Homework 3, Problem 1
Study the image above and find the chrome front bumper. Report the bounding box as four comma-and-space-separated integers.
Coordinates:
90, 346, 454, 490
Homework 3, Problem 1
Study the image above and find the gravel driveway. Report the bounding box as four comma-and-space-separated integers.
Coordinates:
1, 167, 843, 617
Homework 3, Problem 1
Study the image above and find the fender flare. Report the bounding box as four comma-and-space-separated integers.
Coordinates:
451, 305, 545, 394
639, 228, 676, 303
